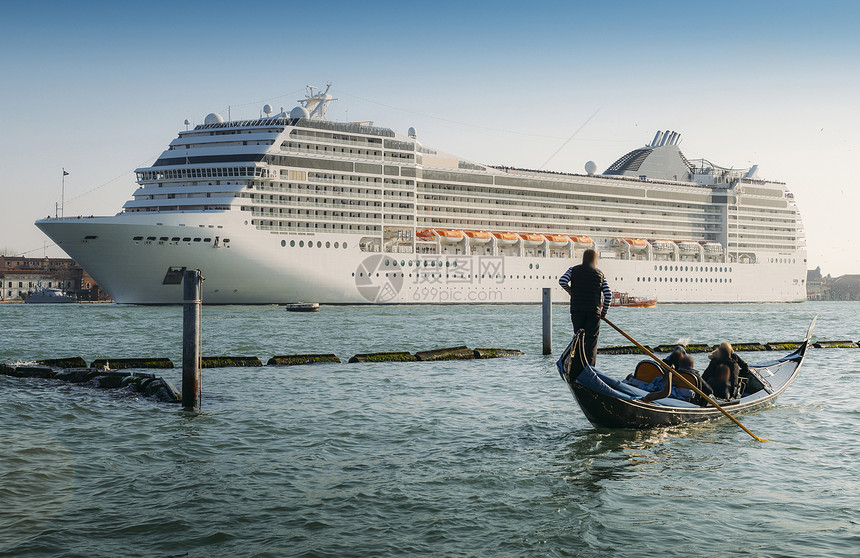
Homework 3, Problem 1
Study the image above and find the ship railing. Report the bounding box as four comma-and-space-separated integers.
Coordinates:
418, 207, 722, 234
280, 144, 384, 161
288, 133, 381, 149
417, 188, 724, 217
306, 175, 385, 187
249, 212, 383, 224
248, 197, 414, 214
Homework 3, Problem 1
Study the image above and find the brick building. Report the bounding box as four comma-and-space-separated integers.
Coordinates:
0, 256, 110, 301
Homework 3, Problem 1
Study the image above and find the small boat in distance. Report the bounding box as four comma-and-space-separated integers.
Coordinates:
25, 286, 76, 304
285, 302, 320, 312
556, 318, 814, 429
612, 292, 657, 308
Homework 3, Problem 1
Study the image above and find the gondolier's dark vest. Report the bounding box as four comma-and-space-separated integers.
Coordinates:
568, 264, 605, 315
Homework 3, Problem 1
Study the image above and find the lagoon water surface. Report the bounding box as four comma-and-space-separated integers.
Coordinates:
1, 302, 858, 557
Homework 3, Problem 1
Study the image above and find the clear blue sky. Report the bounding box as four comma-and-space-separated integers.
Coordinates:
2, 1, 859, 274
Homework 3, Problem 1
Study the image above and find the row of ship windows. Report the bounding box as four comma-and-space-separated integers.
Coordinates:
132, 235, 230, 243
655, 265, 732, 273
352, 272, 561, 280
281, 239, 349, 249
639, 277, 732, 284
767, 258, 797, 264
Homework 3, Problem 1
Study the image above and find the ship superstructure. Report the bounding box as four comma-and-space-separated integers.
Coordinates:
36, 86, 807, 304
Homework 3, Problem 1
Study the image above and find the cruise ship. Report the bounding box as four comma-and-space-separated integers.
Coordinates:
36, 86, 807, 304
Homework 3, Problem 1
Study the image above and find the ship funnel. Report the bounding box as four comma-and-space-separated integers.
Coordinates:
667, 131, 677, 146
659, 131, 669, 146
651, 131, 662, 147
673, 132, 681, 145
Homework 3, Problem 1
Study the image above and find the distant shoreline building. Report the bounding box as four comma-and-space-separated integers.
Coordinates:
0, 256, 110, 301
807, 266, 860, 301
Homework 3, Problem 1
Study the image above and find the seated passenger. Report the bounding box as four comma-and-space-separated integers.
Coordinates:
663, 346, 687, 369
703, 342, 749, 398
678, 355, 695, 371
706, 363, 733, 400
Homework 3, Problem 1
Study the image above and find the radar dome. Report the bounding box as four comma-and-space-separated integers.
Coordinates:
204, 113, 224, 125
263, 104, 273, 115
585, 161, 597, 175
408, 126, 417, 139
290, 106, 310, 119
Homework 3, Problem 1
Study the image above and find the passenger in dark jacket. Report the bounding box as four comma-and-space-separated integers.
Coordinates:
702, 342, 749, 399
707, 364, 733, 400
664, 346, 687, 369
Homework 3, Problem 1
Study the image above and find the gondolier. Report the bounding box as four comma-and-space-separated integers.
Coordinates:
559, 249, 612, 365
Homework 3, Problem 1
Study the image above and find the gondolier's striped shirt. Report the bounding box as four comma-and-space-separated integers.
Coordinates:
559, 267, 612, 315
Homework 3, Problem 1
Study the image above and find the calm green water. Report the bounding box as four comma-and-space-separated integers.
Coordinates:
1, 302, 858, 557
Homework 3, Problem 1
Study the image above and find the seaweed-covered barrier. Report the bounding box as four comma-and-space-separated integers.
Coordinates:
1, 363, 180, 403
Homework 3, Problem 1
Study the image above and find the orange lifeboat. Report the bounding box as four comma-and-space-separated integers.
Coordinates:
544, 234, 571, 248
617, 238, 648, 252
492, 232, 519, 246
518, 233, 545, 247
416, 229, 436, 240
465, 231, 492, 245
434, 229, 465, 244
568, 235, 595, 247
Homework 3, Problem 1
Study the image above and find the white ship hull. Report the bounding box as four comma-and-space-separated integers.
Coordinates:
36, 213, 806, 305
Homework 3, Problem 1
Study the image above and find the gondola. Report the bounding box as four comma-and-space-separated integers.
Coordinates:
556, 318, 814, 429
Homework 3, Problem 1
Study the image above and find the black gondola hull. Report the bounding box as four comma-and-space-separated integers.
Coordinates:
569, 382, 781, 429
558, 325, 810, 430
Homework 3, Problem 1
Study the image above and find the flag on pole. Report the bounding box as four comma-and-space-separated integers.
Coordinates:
63, 169, 69, 176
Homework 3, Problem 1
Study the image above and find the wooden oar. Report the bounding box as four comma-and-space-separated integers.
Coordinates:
601, 316, 770, 443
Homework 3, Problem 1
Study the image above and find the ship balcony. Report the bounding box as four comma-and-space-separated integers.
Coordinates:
288, 133, 382, 149
248, 210, 382, 223
280, 143, 383, 161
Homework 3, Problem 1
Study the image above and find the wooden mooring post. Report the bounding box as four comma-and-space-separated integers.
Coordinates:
182, 269, 203, 411
542, 287, 552, 355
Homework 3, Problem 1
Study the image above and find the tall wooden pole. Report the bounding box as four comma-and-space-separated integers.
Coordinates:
182, 269, 202, 411
542, 287, 552, 355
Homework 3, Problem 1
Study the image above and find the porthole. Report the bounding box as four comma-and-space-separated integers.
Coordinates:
659, 265, 663, 271
401, 260, 405, 266
281, 240, 286, 247
343, 243, 347, 249
308, 242, 312, 248
317, 241, 322, 248
637, 277, 640, 282
384, 259, 389, 266
453, 262, 457, 267
529, 264, 533, 269
325, 241, 331, 248
654, 265, 657, 271
290, 240, 296, 247
446, 261, 450, 267
299, 240, 304, 247
536, 264, 540, 270
334, 242, 339, 248
408, 261, 413, 267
